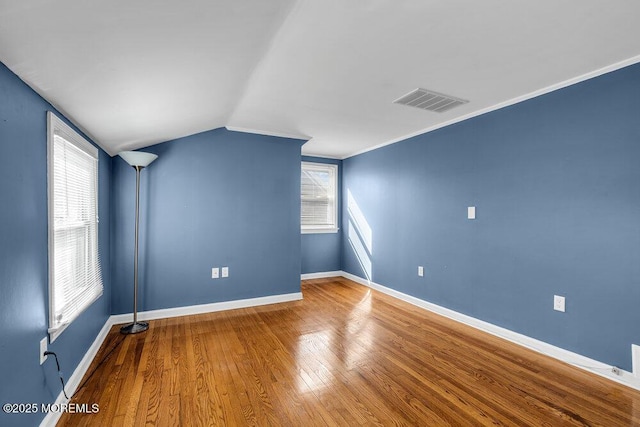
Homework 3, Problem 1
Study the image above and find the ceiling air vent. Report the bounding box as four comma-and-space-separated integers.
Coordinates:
393, 88, 468, 113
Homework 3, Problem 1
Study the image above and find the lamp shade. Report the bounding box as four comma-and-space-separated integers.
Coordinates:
118, 151, 158, 167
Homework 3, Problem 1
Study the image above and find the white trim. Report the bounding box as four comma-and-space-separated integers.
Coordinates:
40, 317, 114, 427
301, 151, 343, 160
344, 54, 640, 160
301, 228, 339, 234
301, 271, 342, 280
47, 111, 103, 343
336, 271, 640, 392
110, 292, 303, 325
301, 161, 339, 233
39, 291, 302, 426
225, 125, 310, 141
39, 267, 640, 427
48, 292, 103, 343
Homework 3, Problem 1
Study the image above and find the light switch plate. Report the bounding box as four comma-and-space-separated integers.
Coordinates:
468, 206, 476, 220
211, 267, 219, 279
553, 295, 565, 312
418, 266, 424, 277
222, 267, 229, 278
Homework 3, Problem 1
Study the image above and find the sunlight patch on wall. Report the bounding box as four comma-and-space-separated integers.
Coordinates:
348, 219, 372, 280
347, 189, 372, 254
346, 188, 373, 281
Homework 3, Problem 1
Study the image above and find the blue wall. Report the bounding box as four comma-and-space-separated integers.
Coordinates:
111, 128, 304, 313
342, 62, 640, 371
301, 156, 342, 274
0, 63, 111, 426
2, 49, 640, 426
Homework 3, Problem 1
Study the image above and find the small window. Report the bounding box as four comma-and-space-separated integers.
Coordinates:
301, 162, 338, 234
47, 112, 103, 342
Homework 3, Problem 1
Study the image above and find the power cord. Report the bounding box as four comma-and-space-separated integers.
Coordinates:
573, 362, 622, 376
43, 351, 69, 399
43, 334, 126, 401
71, 334, 126, 399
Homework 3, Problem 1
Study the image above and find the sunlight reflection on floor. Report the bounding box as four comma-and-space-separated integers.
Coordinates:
295, 289, 374, 394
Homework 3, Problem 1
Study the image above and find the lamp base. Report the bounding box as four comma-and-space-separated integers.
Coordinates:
120, 321, 149, 334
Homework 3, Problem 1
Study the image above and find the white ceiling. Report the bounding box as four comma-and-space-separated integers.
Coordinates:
1, 1, 639, 158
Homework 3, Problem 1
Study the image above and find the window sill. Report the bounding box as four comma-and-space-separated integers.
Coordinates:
301, 228, 339, 235
48, 290, 103, 343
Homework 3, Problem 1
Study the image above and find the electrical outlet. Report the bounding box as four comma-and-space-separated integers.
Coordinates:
40, 337, 48, 365
222, 267, 229, 278
211, 267, 219, 279
418, 266, 424, 277
553, 295, 565, 312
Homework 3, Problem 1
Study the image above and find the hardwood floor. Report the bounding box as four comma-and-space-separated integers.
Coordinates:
59, 277, 640, 426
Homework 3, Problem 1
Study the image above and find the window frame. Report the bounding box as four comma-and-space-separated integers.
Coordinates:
47, 111, 103, 342
301, 161, 339, 234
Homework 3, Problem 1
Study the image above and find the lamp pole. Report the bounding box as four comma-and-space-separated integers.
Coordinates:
118, 151, 158, 334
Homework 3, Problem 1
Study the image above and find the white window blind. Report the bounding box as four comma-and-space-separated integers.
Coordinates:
47, 112, 103, 341
301, 162, 338, 233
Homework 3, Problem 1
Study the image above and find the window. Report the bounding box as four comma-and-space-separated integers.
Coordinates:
301, 162, 338, 233
47, 112, 103, 342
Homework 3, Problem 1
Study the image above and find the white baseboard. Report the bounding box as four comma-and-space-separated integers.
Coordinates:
301, 271, 342, 280
339, 271, 640, 392
110, 292, 303, 325
39, 291, 302, 427
40, 269, 639, 427
40, 317, 116, 427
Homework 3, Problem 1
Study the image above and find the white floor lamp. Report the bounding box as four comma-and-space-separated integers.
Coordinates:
118, 150, 158, 334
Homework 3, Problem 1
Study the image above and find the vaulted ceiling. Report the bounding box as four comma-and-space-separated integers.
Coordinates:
1, 1, 639, 158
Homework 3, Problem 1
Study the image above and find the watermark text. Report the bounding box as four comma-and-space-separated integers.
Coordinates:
3, 402, 99, 414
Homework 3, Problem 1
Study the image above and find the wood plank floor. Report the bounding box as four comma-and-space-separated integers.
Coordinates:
59, 277, 640, 426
